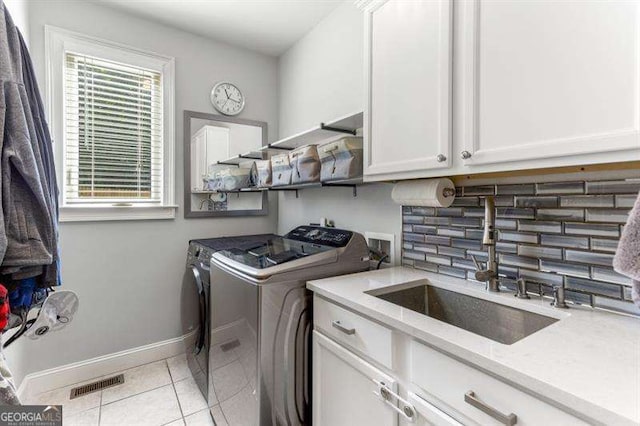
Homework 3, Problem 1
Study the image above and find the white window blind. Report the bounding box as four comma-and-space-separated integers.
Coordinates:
63, 52, 163, 204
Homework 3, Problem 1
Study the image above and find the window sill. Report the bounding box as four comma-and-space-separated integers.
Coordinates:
60, 205, 178, 222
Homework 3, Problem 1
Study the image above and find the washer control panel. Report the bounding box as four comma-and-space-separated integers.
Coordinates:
285, 226, 353, 248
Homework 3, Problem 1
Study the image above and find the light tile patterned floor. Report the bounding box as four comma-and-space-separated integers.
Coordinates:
25, 354, 227, 426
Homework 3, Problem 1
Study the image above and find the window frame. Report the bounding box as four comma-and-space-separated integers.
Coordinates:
45, 26, 176, 222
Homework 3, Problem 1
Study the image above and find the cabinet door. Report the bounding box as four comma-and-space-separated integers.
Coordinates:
312, 331, 398, 426
363, 0, 452, 181
460, 0, 640, 166
408, 392, 464, 426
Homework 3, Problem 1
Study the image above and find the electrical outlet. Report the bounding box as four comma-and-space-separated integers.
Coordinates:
365, 232, 395, 269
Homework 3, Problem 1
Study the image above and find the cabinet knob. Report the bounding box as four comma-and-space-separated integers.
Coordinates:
436, 154, 447, 162
461, 150, 472, 160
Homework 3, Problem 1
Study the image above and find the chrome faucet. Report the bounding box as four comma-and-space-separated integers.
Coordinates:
551, 284, 569, 308
471, 196, 500, 292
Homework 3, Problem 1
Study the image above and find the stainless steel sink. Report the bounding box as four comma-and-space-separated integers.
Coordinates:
368, 284, 558, 344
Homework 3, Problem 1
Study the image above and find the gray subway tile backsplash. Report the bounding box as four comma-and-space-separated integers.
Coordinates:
615, 194, 637, 208
564, 250, 614, 267
540, 234, 589, 249
536, 209, 584, 221
515, 196, 558, 208
452, 197, 480, 207
401, 177, 637, 308
540, 259, 590, 278
403, 232, 425, 243
517, 245, 562, 259
535, 181, 585, 194
591, 267, 632, 286
590, 238, 619, 253
498, 231, 539, 244
565, 276, 623, 299
497, 184, 535, 195
585, 209, 631, 223
499, 254, 539, 269
412, 225, 437, 235
497, 208, 535, 219
518, 220, 562, 233
564, 222, 620, 237
586, 180, 640, 195
463, 185, 496, 196
560, 195, 614, 208
437, 227, 466, 237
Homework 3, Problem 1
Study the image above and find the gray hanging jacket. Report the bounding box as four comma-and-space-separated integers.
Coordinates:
0, 2, 57, 280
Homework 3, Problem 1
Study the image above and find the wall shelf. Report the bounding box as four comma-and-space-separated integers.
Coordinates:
192, 177, 364, 198
262, 111, 363, 152
216, 150, 264, 166
270, 178, 363, 198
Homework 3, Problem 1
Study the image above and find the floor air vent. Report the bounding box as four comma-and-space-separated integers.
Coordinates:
70, 374, 125, 399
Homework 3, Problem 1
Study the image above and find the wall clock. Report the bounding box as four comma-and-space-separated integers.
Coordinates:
210, 81, 245, 116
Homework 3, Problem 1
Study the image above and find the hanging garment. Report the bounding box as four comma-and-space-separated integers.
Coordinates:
0, 284, 19, 405
0, 2, 59, 285
18, 32, 60, 288
25, 291, 79, 340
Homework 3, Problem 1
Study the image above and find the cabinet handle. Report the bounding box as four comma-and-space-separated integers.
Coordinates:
331, 320, 355, 335
436, 154, 447, 162
374, 381, 417, 423
461, 150, 472, 160
464, 391, 517, 426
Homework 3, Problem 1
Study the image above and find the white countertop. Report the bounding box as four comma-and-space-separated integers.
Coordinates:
307, 267, 640, 426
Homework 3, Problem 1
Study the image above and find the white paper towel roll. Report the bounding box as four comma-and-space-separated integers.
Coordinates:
391, 178, 456, 207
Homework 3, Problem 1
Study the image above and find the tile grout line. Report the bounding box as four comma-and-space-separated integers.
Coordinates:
97, 390, 103, 426
166, 359, 187, 425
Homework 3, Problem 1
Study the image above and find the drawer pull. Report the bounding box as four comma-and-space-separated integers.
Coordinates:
374, 381, 417, 423
464, 391, 517, 426
331, 320, 355, 335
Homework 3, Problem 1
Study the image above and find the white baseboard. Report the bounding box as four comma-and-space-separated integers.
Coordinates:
18, 333, 192, 400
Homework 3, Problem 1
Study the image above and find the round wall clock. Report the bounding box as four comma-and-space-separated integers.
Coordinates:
210, 81, 245, 116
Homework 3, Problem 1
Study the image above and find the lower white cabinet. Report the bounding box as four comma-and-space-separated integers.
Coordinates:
409, 342, 588, 426
312, 331, 398, 426
312, 296, 592, 425
408, 392, 463, 426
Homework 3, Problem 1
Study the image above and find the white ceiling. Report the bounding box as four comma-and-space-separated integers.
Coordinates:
94, 0, 344, 56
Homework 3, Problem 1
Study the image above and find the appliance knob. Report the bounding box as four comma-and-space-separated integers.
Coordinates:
461, 150, 472, 160
436, 154, 447, 162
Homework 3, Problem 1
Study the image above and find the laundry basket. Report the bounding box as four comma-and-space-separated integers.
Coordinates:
318, 137, 363, 182
205, 167, 252, 191
271, 154, 293, 186
250, 160, 272, 188
290, 145, 321, 184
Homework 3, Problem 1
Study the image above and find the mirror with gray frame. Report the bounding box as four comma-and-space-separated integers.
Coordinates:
183, 110, 268, 218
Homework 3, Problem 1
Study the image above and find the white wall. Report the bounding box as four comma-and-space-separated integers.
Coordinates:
4, 0, 29, 45
277, 0, 363, 137
6, 0, 279, 385
276, 1, 402, 261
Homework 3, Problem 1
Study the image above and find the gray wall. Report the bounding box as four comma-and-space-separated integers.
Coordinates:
276, 2, 402, 261
6, 0, 279, 384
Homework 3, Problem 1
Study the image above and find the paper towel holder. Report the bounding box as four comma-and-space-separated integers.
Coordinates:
442, 187, 456, 198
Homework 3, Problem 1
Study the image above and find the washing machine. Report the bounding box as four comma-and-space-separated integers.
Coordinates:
208, 226, 370, 425
181, 234, 277, 402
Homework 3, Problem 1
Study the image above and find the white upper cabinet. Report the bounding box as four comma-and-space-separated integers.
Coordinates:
363, 0, 453, 181
459, 0, 640, 166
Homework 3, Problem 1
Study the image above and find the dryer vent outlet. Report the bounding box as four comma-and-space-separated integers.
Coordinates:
365, 232, 395, 269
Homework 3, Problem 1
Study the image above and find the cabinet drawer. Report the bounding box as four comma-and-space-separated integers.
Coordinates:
410, 341, 588, 426
314, 296, 393, 369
